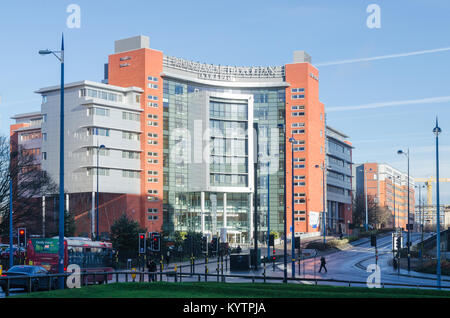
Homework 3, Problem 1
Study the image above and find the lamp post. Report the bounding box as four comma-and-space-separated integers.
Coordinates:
433, 118, 442, 289
96, 143, 105, 241
289, 135, 296, 278
39, 34, 65, 289
277, 123, 287, 283
397, 149, 411, 272
253, 123, 259, 270
315, 163, 326, 245
363, 167, 372, 232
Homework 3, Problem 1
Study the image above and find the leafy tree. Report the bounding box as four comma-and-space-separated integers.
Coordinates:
110, 214, 145, 252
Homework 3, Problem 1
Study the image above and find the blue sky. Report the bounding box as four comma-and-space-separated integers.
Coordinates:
0, 0, 449, 203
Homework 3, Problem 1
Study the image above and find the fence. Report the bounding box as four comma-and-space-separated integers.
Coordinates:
2, 268, 449, 297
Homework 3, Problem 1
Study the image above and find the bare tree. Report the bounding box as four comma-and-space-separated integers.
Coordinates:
0, 135, 58, 239
352, 193, 392, 230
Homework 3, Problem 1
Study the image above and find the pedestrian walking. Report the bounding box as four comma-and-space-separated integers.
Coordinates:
318, 256, 327, 273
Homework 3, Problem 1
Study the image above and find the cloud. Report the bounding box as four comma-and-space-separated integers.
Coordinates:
327, 96, 450, 112
315, 47, 450, 67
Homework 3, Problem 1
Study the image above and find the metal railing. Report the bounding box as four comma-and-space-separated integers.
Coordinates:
2, 267, 449, 297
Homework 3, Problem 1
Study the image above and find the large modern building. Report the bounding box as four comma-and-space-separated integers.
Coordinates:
325, 126, 353, 235
11, 35, 345, 243
353, 163, 415, 229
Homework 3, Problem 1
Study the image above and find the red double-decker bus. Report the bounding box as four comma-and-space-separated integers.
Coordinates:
26, 237, 115, 284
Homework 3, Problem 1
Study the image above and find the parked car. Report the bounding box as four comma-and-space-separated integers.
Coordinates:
0, 247, 25, 259
0, 244, 9, 253
0, 265, 57, 292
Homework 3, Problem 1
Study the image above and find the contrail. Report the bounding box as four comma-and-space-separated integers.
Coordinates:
327, 96, 450, 112
315, 47, 450, 67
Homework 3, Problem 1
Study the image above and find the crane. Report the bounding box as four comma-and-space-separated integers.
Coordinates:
414, 177, 450, 205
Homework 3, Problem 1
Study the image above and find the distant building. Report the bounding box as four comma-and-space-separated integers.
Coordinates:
415, 205, 450, 230
353, 163, 415, 229
325, 126, 353, 235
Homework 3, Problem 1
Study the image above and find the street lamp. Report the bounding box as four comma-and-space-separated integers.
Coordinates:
315, 163, 326, 245
433, 118, 442, 289
364, 167, 373, 232
289, 135, 296, 278
39, 34, 65, 289
387, 175, 399, 229
96, 144, 105, 241
277, 123, 288, 283
415, 183, 425, 263
397, 149, 411, 272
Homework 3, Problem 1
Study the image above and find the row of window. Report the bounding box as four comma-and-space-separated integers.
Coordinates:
291, 88, 305, 93
80, 88, 123, 103
292, 94, 305, 100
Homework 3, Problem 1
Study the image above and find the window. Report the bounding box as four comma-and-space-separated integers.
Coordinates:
87, 168, 110, 176
122, 170, 140, 178
122, 151, 140, 159
42, 152, 47, 160
148, 83, 158, 89
291, 105, 305, 110
148, 76, 158, 82
148, 159, 159, 164
122, 111, 140, 121
292, 129, 305, 134
291, 88, 305, 93
148, 140, 158, 145
294, 164, 305, 169
292, 94, 305, 100
122, 131, 140, 140
292, 112, 305, 117
42, 95, 47, 103
148, 189, 158, 194
147, 215, 159, 221
148, 95, 158, 101
148, 178, 158, 183
148, 152, 158, 157
147, 208, 158, 213
88, 128, 110, 136
88, 107, 110, 117
42, 133, 47, 141
148, 102, 158, 108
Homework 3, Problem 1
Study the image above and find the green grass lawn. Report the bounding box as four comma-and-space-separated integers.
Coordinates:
11, 282, 450, 298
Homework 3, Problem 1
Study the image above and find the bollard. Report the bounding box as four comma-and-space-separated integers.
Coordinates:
5, 278, 10, 297
216, 266, 219, 282
198, 274, 201, 282
125, 272, 128, 282
48, 275, 52, 291
116, 272, 119, 283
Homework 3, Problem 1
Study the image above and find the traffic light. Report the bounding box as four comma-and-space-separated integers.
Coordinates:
138, 233, 146, 254
272, 248, 276, 261
201, 236, 207, 253
269, 234, 275, 247
370, 234, 377, 247
150, 232, 160, 252
18, 228, 26, 248
294, 237, 301, 249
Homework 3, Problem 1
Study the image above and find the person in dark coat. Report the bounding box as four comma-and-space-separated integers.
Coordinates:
318, 256, 327, 273
148, 259, 157, 282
